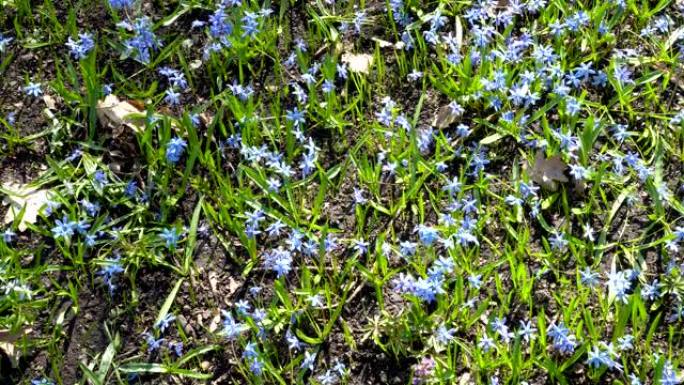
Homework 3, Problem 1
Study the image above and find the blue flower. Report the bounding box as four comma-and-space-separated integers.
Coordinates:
285, 107, 306, 127
613, 64, 634, 86
301, 350, 317, 372
0, 33, 13, 53
434, 324, 455, 345
518, 320, 537, 342
565, 97, 581, 116
249, 358, 264, 375
98, 256, 124, 292
241, 11, 260, 38
548, 322, 578, 354
209, 7, 234, 38
263, 248, 293, 277
125, 180, 138, 198
586, 345, 609, 368
317, 370, 337, 385
221, 310, 247, 340
549, 232, 568, 251
2, 229, 16, 243
478, 334, 495, 352
169, 341, 183, 356
65, 33, 95, 59
166, 137, 187, 163
606, 269, 631, 303
164, 88, 181, 105
160, 228, 180, 248
641, 280, 662, 300
94, 170, 108, 189
121, 17, 161, 64
109, 0, 134, 9
52, 216, 76, 240
580, 267, 600, 288
24, 82, 43, 97
661, 361, 680, 385
352, 238, 369, 254
31, 378, 54, 385
415, 224, 440, 245
143, 332, 165, 352
568, 164, 590, 180
155, 313, 176, 333
286, 328, 302, 351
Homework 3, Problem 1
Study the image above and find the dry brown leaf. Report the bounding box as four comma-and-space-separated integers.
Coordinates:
209, 271, 218, 294
341, 53, 373, 74
208, 312, 221, 333
226, 276, 241, 296
96, 94, 144, 134
42, 94, 57, 110
2, 182, 52, 231
0, 327, 31, 368
432, 104, 460, 128
199, 112, 214, 126
128, 99, 146, 111
528, 151, 568, 191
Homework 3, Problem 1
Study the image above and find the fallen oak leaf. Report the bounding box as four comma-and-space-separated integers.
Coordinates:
432, 103, 462, 128
527, 151, 568, 191
42, 94, 57, 110
96, 94, 145, 134
1, 182, 52, 231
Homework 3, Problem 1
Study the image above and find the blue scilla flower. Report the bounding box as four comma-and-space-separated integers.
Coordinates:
221, 310, 247, 340
155, 313, 176, 333
249, 358, 264, 375
124, 180, 138, 198
99, 257, 124, 292
0, 33, 13, 53
122, 17, 161, 64
241, 11, 260, 38
94, 170, 108, 189
24, 82, 43, 97
166, 137, 187, 163
66, 33, 95, 59
2, 228, 16, 243
31, 378, 54, 385
209, 7, 233, 38
661, 361, 680, 385
109, 0, 134, 9
160, 227, 180, 248
607, 269, 631, 304
263, 248, 293, 277
434, 324, 455, 345
548, 322, 578, 354
412, 275, 445, 303
143, 332, 165, 352
52, 216, 76, 240
164, 88, 181, 106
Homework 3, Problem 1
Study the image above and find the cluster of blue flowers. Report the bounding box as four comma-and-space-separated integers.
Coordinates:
547, 322, 578, 354
65, 33, 95, 59
165, 137, 187, 164
118, 17, 161, 64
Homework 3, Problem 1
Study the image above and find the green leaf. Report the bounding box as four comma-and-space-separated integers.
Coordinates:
154, 278, 184, 329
